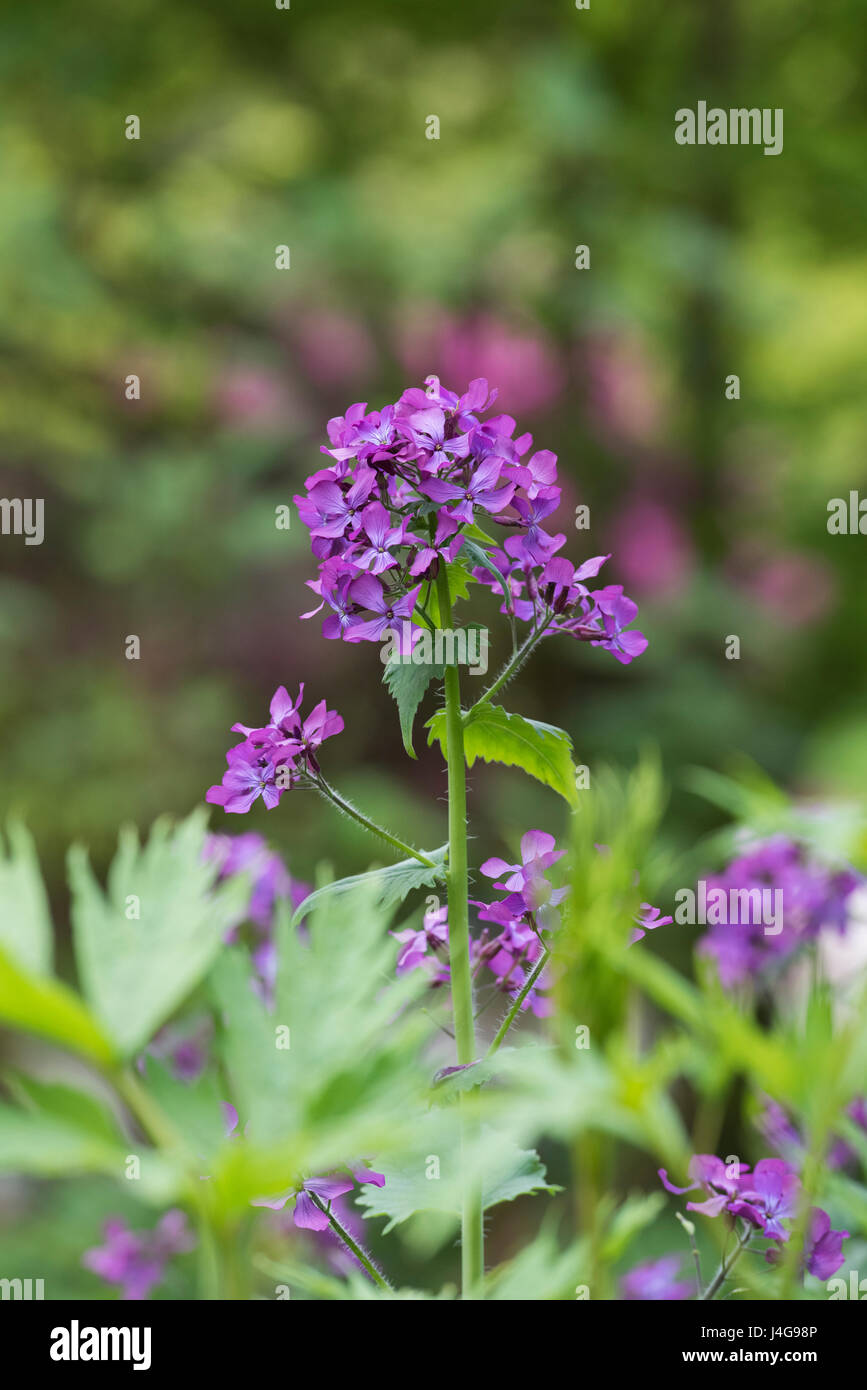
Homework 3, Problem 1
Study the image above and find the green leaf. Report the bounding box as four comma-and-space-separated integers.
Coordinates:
383, 657, 444, 758
6, 1072, 120, 1145
486, 1225, 590, 1301
207, 885, 433, 1214
427, 558, 474, 625
289, 846, 448, 928
0, 1104, 125, 1177
459, 538, 511, 605
0, 944, 115, 1063
0, 821, 53, 975
357, 1119, 558, 1232
0, 1101, 181, 1200
427, 703, 578, 806
69, 810, 249, 1057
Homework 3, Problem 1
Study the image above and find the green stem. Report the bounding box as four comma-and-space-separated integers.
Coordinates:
700, 1224, 752, 1300
435, 564, 484, 1300
111, 1065, 220, 1299
315, 774, 436, 867
487, 947, 549, 1057
311, 1197, 392, 1291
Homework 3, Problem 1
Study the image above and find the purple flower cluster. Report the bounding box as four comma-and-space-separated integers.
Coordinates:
659, 1155, 848, 1279
473, 830, 568, 1016
391, 831, 567, 1018
204, 830, 310, 1001
206, 684, 343, 814
82, 1210, 195, 1300
698, 837, 860, 986
294, 376, 646, 662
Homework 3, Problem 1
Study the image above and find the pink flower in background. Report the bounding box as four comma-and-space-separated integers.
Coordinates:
734, 548, 836, 629
216, 366, 290, 431
580, 330, 668, 448
608, 496, 694, 600
396, 308, 564, 415
293, 310, 376, 387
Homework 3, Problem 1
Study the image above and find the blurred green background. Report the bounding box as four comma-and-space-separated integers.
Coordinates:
1, 0, 865, 901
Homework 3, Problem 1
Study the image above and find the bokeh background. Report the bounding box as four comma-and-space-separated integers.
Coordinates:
1, 0, 866, 1296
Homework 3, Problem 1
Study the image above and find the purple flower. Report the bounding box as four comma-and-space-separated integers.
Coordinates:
344, 574, 422, 646
728, 1159, 800, 1240
803, 1208, 849, 1280
348, 502, 421, 575
392, 905, 449, 975
658, 1154, 750, 1219
698, 837, 861, 986
630, 902, 674, 944
480, 829, 568, 927
402, 405, 470, 473
252, 1167, 385, 1231
420, 456, 516, 525
203, 831, 309, 1003
205, 742, 288, 814
622, 1255, 692, 1301
144, 1018, 212, 1084
82, 1211, 195, 1301
206, 687, 343, 813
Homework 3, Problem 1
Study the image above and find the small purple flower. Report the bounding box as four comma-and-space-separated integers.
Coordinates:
82, 1211, 195, 1301
420, 456, 516, 525
392, 904, 449, 975
344, 574, 422, 645
622, 1255, 692, 1301
252, 1167, 385, 1232
630, 902, 674, 944
803, 1207, 849, 1280
205, 742, 288, 814
728, 1158, 800, 1241
658, 1154, 750, 1219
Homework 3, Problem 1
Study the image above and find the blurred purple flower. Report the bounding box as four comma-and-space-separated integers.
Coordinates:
82, 1211, 195, 1301
622, 1255, 692, 1301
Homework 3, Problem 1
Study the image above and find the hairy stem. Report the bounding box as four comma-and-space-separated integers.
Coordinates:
487, 947, 549, 1057
436, 564, 484, 1299
468, 625, 548, 715
700, 1224, 752, 1300
310, 1196, 392, 1291
315, 774, 436, 867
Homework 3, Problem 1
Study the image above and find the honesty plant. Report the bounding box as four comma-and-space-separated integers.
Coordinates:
200, 375, 649, 1295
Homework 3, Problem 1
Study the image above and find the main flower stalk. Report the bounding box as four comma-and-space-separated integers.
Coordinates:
437, 566, 484, 1298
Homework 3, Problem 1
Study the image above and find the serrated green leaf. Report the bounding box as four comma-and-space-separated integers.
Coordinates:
0, 944, 115, 1063
0, 820, 53, 975
69, 810, 249, 1057
289, 846, 448, 928
383, 658, 443, 758
427, 703, 578, 806
357, 1118, 558, 1231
